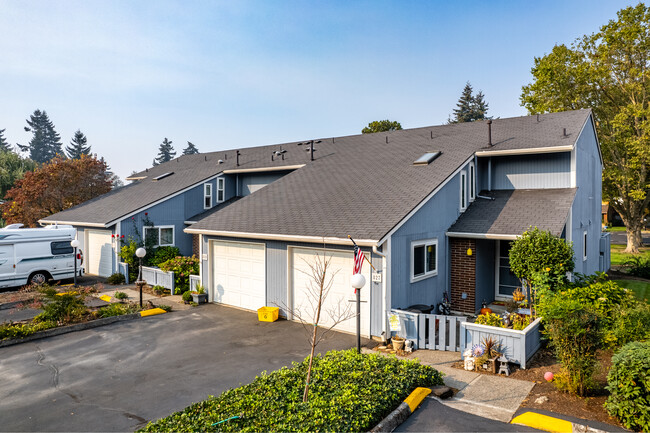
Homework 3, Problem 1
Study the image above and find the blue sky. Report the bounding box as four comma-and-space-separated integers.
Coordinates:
0, 1, 630, 180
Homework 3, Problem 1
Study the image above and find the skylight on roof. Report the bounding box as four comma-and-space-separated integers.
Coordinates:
413, 152, 441, 166
152, 172, 174, 181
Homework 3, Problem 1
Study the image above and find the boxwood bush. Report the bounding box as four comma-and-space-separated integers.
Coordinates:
605, 341, 650, 432
139, 349, 443, 432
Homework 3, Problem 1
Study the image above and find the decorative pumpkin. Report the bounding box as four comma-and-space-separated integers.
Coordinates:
480, 299, 492, 315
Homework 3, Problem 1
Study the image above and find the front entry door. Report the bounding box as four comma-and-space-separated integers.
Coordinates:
495, 240, 520, 299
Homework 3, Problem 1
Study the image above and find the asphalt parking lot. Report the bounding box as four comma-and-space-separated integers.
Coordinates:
0, 304, 360, 432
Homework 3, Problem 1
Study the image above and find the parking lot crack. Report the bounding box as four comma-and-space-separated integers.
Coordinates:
34, 344, 59, 389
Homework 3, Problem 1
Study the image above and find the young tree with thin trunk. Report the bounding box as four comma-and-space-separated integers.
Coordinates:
282, 250, 355, 402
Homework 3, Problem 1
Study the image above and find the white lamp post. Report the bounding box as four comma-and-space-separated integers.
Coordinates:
351, 273, 366, 354
70, 239, 80, 287
135, 247, 147, 307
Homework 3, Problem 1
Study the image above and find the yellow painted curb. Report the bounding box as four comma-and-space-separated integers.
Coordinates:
99, 295, 112, 302
56, 291, 77, 296
511, 412, 572, 433
140, 308, 167, 317
404, 387, 432, 412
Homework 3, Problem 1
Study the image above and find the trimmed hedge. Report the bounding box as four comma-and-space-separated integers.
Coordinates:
605, 341, 650, 432
139, 350, 443, 432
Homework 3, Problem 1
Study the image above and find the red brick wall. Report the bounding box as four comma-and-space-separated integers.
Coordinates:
192, 234, 200, 257
450, 238, 477, 313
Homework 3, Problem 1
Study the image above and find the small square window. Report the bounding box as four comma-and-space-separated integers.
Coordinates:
143, 226, 174, 247
160, 228, 174, 246
411, 239, 438, 282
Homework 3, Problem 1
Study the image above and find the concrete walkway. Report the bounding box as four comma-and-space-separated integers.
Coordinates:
98, 287, 192, 310
364, 349, 535, 423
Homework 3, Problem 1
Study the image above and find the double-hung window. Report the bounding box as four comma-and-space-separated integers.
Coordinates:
460, 170, 468, 212
204, 183, 212, 209
217, 177, 225, 203
469, 162, 476, 202
411, 239, 438, 282
143, 226, 175, 247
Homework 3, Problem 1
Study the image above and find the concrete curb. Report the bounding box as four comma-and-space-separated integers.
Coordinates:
0, 313, 141, 348
370, 387, 432, 432
511, 411, 611, 433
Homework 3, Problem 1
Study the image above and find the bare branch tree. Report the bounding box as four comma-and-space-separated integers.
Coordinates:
278, 247, 356, 402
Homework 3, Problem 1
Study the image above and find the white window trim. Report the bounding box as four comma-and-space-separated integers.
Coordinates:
204, 183, 213, 209
583, 230, 588, 261
410, 238, 438, 283
460, 170, 468, 212
143, 225, 175, 247
217, 177, 225, 203
469, 161, 476, 202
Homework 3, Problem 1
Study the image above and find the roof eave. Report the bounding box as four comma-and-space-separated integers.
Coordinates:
39, 220, 108, 228
475, 144, 574, 157
183, 228, 378, 247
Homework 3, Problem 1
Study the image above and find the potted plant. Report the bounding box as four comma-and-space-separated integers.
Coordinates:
190, 283, 207, 304
391, 335, 405, 351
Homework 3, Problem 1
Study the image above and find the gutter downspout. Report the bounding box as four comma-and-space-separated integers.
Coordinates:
373, 242, 389, 339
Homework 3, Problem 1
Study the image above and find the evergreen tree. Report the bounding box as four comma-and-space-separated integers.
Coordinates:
19, 110, 64, 163
0, 129, 11, 152
65, 129, 91, 159
153, 138, 176, 165
182, 141, 199, 155
448, 82, 490, 123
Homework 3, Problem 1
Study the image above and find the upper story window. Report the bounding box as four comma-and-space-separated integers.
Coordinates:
469, 161, 476, 202
144, 226, 174, 247
217, 177, 225, 203
411, 238, 438, 283
460, 170, 468, 212
204, 183, 212, 209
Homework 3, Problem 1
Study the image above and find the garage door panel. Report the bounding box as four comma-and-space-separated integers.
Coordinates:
291, 248, 370, 336
87, 230, 113, 277
212, 241, 265, 311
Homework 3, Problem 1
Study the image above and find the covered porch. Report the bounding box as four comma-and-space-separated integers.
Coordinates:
446, 188, 576, 314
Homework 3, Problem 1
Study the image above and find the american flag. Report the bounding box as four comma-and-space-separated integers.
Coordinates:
353, 245, 365, 275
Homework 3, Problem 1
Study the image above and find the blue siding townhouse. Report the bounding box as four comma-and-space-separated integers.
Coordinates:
42, 109, 609, 339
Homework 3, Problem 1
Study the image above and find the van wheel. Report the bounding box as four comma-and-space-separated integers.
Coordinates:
28, 271, 50, 285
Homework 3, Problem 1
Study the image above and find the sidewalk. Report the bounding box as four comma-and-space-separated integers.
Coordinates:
98, 286, 192, 310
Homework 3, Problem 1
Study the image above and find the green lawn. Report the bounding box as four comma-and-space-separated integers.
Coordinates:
610, 244, 650, 266
612, 279, 650, 303
605, 226, 628, 232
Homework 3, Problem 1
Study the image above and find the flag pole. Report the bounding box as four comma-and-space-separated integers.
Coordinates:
347, 235, 376, 271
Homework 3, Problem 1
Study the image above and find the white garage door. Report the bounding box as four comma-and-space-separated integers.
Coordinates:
291, 247, 370, 336
86, 230, 113, 277
212, 240, 266, 310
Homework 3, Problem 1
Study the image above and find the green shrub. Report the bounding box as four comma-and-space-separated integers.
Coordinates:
511, 314, 532, 330
113, 291, 128, 300
107, 273, 126, 285
193, 283, 205, 294
150, 246, 181, 267
182, 291, 192, 303
612, 303, 650, 346
35, 288, 88, 324
537, 280, 639, 348
474, 313, 505, 327
624, 255, 650, 279
0, 320, 56, 340
158, 256, 199, 292
541, 296, 602, 396
97, 303, 139, 318
152, 285, 167, 295
157, 304, 172, 312
139, 349, 443, 433
605, 341, 650, 432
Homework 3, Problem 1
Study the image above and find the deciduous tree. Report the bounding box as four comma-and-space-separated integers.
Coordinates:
153, 138, 176, 165
520, 4, 650, 252
2, 155, 113, 227
361, 120, 402, 134
65, 130, 91, 159
0, 151, 36, 199
19, 110, 64, 163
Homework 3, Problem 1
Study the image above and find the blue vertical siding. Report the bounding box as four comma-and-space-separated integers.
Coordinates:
391, 167, 466, 309
239, 172, 289, 196
571, 116, 602, 276
490, 153, 571, 190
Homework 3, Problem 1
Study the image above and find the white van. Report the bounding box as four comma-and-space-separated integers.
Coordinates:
0, 224, 83, 288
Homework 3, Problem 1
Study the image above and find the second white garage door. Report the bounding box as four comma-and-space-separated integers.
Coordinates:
291, 247, 370, 336
212, 240, 266, 310
86, 230, 113, 277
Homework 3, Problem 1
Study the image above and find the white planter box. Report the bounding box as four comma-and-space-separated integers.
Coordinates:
460, 317, 542, 369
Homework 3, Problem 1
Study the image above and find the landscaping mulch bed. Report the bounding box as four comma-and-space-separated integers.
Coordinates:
453, 348, 624, 429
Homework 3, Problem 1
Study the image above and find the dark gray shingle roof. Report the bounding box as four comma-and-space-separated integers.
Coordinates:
447, 188, 577, 237
42, 109, 592, 241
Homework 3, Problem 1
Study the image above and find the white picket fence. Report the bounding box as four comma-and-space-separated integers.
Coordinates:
141, 266, 175, 291
189, 275, 201, 292
389, 309, 467, 351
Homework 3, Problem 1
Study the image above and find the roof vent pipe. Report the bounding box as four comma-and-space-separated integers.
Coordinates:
563, 128, 567, 137
487, 120, 493, 146
236, 150, 240, 166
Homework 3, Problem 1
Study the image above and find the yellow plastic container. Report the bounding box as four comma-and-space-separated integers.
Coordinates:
258, 306, 279, 322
